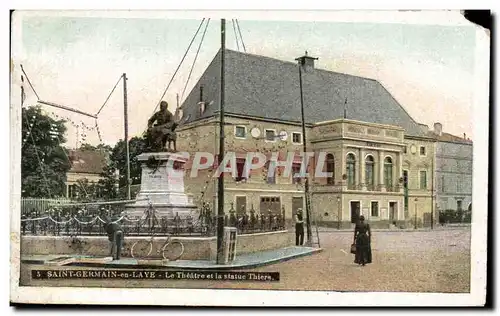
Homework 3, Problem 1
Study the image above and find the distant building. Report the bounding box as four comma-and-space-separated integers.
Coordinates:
65, 149, 107, 198
429, 123, 473, 214
176, 49, 437, 228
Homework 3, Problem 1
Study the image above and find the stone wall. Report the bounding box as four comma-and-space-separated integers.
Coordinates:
21, 230, 293, 260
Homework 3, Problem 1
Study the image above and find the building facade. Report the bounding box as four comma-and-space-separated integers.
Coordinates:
65, 149, 107, 198
430, 123, 473, 214
176, 49, 438, 228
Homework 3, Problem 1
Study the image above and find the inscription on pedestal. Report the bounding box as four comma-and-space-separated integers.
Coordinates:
125, 152, 198, 220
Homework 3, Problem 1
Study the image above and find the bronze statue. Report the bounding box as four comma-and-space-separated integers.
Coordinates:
144, 101, 178, 152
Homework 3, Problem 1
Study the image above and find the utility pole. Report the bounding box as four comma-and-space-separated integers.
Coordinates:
414, 198, 418, 230
295, 52, 317, 246
123, 73, 131, 200
21, 75, 25, 106
216, 19, 226, 264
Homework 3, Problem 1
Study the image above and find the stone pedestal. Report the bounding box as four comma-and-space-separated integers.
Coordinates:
124, 152, 199, 220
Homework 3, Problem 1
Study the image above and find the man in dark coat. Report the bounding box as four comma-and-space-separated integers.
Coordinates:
295, 208, 305, 246
104, 217, 124, 260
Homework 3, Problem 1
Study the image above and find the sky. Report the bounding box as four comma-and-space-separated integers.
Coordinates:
11, 11, 479, 147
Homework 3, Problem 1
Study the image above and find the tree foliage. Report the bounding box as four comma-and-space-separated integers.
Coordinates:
95, 136, 147, 200
21, 106, 71, 198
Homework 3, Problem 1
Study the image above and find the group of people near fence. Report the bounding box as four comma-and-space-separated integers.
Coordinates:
294, 210, 372, 266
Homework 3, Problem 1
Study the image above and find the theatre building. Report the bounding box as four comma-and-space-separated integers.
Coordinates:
176, 49, 437, 228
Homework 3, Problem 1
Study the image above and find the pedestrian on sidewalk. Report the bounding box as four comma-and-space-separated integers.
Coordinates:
104, 216, 124, 260
353, 215, 372, 266
295, 208, 305, 246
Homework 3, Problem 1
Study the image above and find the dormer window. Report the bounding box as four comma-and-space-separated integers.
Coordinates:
198, 102, 206, 116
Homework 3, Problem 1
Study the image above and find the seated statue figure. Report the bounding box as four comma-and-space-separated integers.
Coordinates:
144, 101, 178, 152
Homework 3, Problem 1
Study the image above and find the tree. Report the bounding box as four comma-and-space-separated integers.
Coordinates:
100, 136, 147, 199
21, 106, 71, 198
79, 143, 113, 154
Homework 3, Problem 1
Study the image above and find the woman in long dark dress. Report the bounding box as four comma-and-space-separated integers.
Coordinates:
353, 215, 372, 266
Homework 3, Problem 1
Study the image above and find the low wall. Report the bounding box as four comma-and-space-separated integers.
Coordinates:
21, 230, 293, 261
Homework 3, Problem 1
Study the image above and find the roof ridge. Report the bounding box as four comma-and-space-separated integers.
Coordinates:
225, 48, 378, 82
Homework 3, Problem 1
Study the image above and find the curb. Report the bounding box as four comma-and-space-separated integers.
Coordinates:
22, 248, 323, 270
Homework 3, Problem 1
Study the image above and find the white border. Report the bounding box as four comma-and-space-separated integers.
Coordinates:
7, 8, 489, 307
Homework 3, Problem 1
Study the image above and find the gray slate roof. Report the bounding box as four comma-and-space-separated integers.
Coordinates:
180, 49, 425, 137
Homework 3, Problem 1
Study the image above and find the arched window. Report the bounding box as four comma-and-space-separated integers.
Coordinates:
384, 157, 393, 191
346, 153, 356, 189
365, 155, 375, 191
326, 154, 335, 185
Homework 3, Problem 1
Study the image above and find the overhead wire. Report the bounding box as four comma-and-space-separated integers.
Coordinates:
231, 19, 240, 51
20, 65, 41, 100
151, 18, 206, 115
235, 19, 247, 52
181, 18, 211, 102
95, 75, 123, 116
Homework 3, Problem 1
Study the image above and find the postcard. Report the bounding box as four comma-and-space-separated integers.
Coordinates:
9, 9, 489, 306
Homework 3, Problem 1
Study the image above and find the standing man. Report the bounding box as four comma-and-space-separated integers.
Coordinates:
104, 216, 124, 260
295, 208, 305, 246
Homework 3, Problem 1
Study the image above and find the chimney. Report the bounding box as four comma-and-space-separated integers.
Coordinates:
199, 85, 204, 103
295, 51, 318, 72
433, 122, 443, 136
463, 133, 466, 139
418, 123, 429, 132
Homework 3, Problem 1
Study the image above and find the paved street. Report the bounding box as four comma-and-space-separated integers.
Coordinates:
20, 227, 470, 293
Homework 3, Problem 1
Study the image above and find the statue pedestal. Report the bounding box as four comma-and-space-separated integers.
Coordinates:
124, 152, 198, 220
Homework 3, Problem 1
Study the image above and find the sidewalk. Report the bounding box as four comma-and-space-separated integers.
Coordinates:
21, 246, 322, 270
317, 224, 471, 233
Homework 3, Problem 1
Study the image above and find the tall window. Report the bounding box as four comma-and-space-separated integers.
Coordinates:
420, 146, 426, 156
235, 158, 247, 182
292, 163, 302, 184
326, 154, 335, 185
403, 170, 409, 213
384, 157, 393, 190
266, 161, 276, 184
365, 155, 375, 190
346, 153, 356, 189
371, 201, 379, 217
419, 170, 427, 189
457, 200, 463, 211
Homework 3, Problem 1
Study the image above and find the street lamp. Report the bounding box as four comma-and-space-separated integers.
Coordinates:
295, 51, 318, 246
414, 197, 418, 229
337, 196, 341, 230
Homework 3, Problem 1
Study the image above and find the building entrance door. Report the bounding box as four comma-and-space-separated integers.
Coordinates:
292, 197, 304, 216
235, 196, 247, 214
350, 201, 360, 223
389, 202, 397, 221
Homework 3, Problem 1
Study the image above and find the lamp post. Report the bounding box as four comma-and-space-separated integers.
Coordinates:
414, 197, 418, 229
337, 196, 341, 230
216, 18, 226, 264
295, 52, 317, 246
